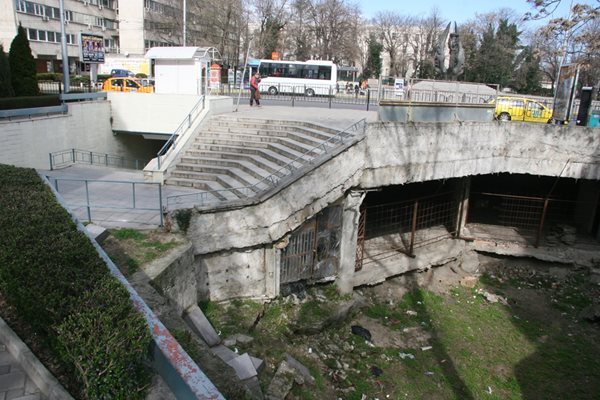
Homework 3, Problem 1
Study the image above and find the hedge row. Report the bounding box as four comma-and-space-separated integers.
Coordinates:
36, 73, 113, 83
0, 95, 61, 110
0, 165, 151, 399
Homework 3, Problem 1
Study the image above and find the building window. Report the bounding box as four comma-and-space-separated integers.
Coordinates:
27, 28, 38, 41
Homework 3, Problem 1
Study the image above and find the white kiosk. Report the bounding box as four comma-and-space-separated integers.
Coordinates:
145, 47, 220, 95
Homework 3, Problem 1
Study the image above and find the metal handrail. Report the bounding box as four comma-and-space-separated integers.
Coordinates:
48, 176, 163, 226
156, 96, 205, 169
166, 118, 367, 208
49, 148, 148, 170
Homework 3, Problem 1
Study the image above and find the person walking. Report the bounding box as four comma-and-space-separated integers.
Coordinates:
250, 72, 261, 107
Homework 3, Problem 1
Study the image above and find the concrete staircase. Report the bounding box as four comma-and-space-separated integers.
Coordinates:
165, 116, 343, 202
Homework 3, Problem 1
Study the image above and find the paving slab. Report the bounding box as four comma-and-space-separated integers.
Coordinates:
226, 353, 257, 381
184, 305, 221, 347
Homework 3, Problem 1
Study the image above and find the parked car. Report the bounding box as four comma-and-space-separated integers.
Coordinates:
110, 69, 134, 77
491, 96, 553, 123
138, 78, 155, 87
102, 77, 154, 93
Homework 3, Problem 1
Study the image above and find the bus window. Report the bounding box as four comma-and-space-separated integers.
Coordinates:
318, 66, 331, 80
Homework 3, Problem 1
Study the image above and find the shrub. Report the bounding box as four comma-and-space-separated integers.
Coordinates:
0, 44, 14, 97
8, 25, 39, 96
135, 73, 148, 79
36, 72, 62, 82
0, 165, 151, 398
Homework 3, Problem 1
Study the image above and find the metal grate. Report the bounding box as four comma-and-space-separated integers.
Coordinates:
280, 220, 317, 284
362, 191, 459, 259
468, 192, 581, 246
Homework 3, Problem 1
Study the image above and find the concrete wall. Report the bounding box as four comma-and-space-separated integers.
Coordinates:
199, 248, 278, 302
108, 92, 203, 134
144, 242, 198, 315
0, 100, 118, 169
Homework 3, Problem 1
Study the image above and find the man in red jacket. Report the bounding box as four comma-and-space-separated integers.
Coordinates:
250, 72, 261, 107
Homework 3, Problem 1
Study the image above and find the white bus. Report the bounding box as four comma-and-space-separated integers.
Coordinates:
257, 59, 337, 97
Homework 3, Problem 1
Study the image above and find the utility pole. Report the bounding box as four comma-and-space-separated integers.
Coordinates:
183, 0, 187, 46
59, 0, 70, 93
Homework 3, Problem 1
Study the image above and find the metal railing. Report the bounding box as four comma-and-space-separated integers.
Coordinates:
156, 96, 205, 169
166, 118, 368, 209
379, 78, 499, 105
49, 148, 149, 170
38, 80, 102, 95
48, 177, 163, 227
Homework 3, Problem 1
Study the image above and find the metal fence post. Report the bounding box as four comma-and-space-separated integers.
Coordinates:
292, 88, 295, 107
132, 182, 136, 209
409, 200, 419, 256
329, 86, 332, 109
105, 153, 108, 166
366, 89, 371, 111
49, 153, 54, 170
90, 151, 93, 165
85, 180, 92, 223
158, 184, 164, 227
535, 198, 549, 247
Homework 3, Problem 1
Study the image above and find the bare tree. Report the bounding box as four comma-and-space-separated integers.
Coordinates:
252, 0, 290, 58
407, 8, 445, 79
305, 0, 361, 62
187, 0, 247, 67
373, 11, 415, 77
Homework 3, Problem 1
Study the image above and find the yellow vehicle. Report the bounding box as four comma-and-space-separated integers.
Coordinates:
102, 77, 154, 93
492, 96, 553, 123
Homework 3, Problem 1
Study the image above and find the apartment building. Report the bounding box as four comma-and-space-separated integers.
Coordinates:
0, 0, 187, 74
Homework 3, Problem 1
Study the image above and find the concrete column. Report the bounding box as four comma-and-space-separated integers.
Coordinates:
337, 190, 366, 294
264, 246, 280, 299
456, 177, 471, 237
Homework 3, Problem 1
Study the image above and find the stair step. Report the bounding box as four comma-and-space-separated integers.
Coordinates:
175, 163, 270, 190
204, 127, 336, 147
164, 178, 241, 201
191, 144, 305, 170
178, 157, 275, 180
196, 134, 326, 157
183, 150, 284, 174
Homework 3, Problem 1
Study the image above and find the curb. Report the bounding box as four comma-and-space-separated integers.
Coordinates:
0, 317, 73, 399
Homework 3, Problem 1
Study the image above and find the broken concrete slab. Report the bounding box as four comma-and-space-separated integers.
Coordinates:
223, 333, 254, 347
183, 305, 221, 347
250, 355, 265, 373
284, 353, 315, 386
241, 376, 264, 400
210, 345, 238, 363
226, 353, 258, 380
265, 360, 298, 400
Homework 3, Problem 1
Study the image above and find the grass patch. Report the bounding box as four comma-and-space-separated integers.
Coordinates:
108, 228, 182, 268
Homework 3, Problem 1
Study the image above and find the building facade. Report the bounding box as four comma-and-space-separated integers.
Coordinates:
0, 0, 190, 74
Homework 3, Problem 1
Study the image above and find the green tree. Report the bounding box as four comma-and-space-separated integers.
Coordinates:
0, 45, 14, 97
9, 25, 39, 96
512, 46, 543, 94
465, 19, 521, 88
362, 34, 382, 79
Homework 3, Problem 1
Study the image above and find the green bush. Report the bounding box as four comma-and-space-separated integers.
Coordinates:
135, 73, 148, 79
36, 72, 62, 82
0, 165, 151, 399
0, 95, 60, 110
